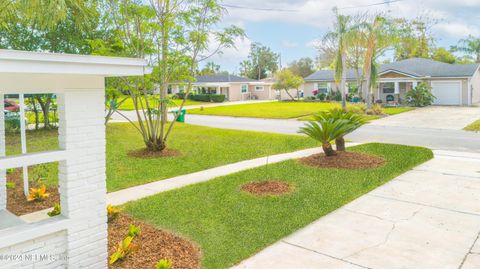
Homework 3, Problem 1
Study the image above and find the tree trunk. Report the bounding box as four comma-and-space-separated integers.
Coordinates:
340, 51, 347, 111
335, 137, 346, 151
322, 143, 336, 157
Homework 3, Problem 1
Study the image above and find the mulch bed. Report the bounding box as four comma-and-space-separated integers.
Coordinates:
298, 151, 385, 169
108, 214, 200, 269
241, 181, 293, 196
6, 169, 59, 216
127, 148, 181, 159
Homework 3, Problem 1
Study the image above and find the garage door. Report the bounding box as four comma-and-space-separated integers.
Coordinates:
431, 81, 462, 105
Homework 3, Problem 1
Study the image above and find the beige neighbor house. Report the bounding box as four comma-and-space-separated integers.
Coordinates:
171, 74, 275, 101
304, 58, 480, 106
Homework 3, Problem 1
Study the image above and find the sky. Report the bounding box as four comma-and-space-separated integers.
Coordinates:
206, 0, 480, 73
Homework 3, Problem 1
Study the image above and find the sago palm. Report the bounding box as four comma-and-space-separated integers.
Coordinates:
298, 118, 350, 156
314, 109, 368, 151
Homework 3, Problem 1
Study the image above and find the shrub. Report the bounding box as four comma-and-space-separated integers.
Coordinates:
128, 224, 141, 237
209, 94, 225, 102
27, 185, 49, 202
316, 93, 326, 101
6, 168, 16, 174
304, 96, 316, 101
312, 90, 319, 96
190, 94, 225, 102
176, 92, 186, 99
6, 181, 15, 189
366, 104, 384, 115
406, 82, 435, 107
347, 103, 367, 114
298, 118, 350, 156
48, 204, 61, 217
109, 224, 141, 265
109, 236, 137, 265
156, 259, 173, 269
107, 204, 121, 222
315, 109, 368, 151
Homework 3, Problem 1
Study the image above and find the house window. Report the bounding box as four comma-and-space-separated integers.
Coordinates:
382, 82, 395, 94
241, 84, 248, 93
255, 86, 264, 91
317, 82, 329, 93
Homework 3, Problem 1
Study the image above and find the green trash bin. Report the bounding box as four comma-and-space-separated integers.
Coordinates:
172, 109, 186, 122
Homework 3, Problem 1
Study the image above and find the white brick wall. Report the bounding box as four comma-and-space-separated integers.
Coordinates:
58, 89, 107, 269
0, 230, 67, 269
0, 93, 5, 210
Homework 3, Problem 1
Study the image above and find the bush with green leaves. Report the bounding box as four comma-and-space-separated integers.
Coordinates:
298, 117, 350, 156
314, 109, 368, 151
156, 259, 173, 269
405, 82, 436, 107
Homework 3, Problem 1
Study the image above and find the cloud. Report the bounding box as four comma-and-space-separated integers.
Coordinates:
281, 40, 298, 48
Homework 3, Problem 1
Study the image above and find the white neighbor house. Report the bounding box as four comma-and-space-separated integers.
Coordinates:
0, 50, 149, 268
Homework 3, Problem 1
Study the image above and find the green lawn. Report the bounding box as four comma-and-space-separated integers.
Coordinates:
6, 129, 59, 186
296, 107, 414, 121
107, 123, 317, 191
464, 119, 480, 131
117, 96, 208, 110
7, 123, 317, 191
188, 101, 414, 120
383, 107, 415, 115
125, 143, 433, 269
188, 101, 340, 119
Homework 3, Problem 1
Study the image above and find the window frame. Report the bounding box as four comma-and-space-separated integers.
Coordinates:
241, 84, 248, 93
255, 85, 264, 92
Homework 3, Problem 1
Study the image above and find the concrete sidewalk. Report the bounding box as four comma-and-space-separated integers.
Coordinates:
232, 150, 480, 269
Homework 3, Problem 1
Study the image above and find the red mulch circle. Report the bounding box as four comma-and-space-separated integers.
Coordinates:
7, 169, 59, 216
127, 148, 181, 158
108, 214, 200, 269
241, 181, 293, 196
298, 151, 385, 169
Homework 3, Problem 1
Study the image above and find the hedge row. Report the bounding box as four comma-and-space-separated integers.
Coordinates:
176, 93, 225, 103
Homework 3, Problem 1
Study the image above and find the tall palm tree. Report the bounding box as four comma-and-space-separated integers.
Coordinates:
453, 36, 480, 63
362, 15, 394, 107
325, 9, 358, 111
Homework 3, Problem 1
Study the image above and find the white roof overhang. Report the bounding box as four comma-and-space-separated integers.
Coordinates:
0, 49, 150, 77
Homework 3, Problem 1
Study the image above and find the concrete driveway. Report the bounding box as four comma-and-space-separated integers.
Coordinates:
370, 106, 480, 130
233, 150, 480, 269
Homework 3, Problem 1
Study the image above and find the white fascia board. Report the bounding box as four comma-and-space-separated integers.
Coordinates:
0, 49, 150, 77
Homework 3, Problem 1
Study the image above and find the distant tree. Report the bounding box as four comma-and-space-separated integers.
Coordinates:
288, 57, 316, 77
394, 16, 437, 60
432, 47, 456, 64
452, 36, 480, 63
272, 69, 304, 101
240, 42, 279, 80
199, 62, 221, 75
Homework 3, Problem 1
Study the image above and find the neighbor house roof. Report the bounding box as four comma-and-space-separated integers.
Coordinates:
379, 58, 479, 78
196, 74, 257, 83
304, 58, 480, 81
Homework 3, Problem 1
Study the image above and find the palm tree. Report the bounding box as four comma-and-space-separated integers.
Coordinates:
298, 118, 350, 156
314, 109, 368, 151
453, 36, 480, 63
362, 15, 394, 107
324, 9, 357, 111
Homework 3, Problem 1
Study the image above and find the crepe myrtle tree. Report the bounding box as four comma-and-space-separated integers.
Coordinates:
98, 0, 244, 152
272, 69, 304, 101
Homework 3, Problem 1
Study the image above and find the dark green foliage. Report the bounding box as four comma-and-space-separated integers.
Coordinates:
405, 82, 435, 107
190, 94, 225, 102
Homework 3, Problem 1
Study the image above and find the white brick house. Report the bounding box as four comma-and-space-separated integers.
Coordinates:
0, 50, 149, 268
